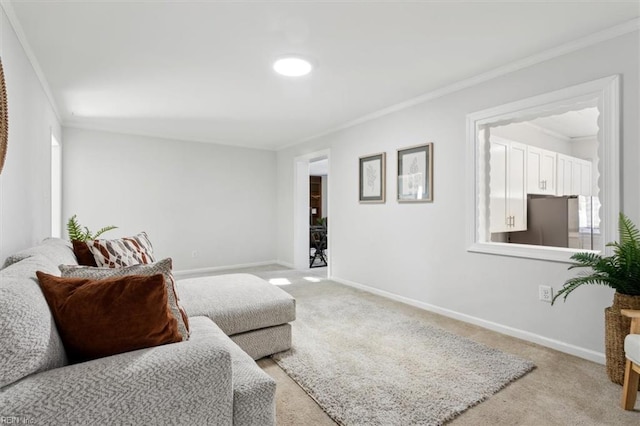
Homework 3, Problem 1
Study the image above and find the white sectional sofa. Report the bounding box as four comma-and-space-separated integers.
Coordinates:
0, 238, 295, 425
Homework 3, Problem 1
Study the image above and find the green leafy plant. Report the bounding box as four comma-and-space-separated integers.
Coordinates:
66, 214, 117, 241
552, 213, 640, 304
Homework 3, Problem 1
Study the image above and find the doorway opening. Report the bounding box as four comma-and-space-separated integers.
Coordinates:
309, 158, 328, 268
293, 150, 330, 273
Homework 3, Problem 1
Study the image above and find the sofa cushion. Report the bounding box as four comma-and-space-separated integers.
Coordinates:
625, 334, 640, 365
230, 323, 292, 360
2, 238, 77, 270
177, 273, 296, 336
86, 231, 155, 267
36, 271, 182, 363
60, 258, 190, 341
0, 255, 68, 388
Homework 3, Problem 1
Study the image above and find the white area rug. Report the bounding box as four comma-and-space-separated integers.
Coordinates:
265, 271, 535, 426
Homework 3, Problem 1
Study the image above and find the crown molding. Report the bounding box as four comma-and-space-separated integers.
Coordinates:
571, 134, 598, 143
279, 17, 640, 150
521, 121, 572, 142
62, 122, 276, 152
0, 0, 61, 121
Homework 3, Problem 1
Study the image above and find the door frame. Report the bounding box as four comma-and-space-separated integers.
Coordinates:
293, 149, 330, 272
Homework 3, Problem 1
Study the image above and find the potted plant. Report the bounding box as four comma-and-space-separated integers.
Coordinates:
66, 214, 117, 241
552, 212, 640, 384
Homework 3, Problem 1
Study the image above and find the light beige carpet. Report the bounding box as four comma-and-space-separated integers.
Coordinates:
265, 271, 533, 425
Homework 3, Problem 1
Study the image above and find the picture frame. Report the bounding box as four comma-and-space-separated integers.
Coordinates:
397, 143, 433, 202
359, 152, 386, 203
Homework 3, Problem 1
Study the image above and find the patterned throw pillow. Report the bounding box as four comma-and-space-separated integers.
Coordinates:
86, 231, 155, 268
59, 258, 190, 341
36, 271, 181, 363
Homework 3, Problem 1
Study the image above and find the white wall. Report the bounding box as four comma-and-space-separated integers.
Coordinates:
62, 127, 277, 271
0, 7, 61, 263
571, 137, 598, 162
276, 32, 639, 359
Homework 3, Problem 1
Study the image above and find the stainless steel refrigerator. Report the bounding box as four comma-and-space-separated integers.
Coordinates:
508, 195, 596, 249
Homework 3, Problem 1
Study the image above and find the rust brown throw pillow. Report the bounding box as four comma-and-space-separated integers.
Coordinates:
59, 258, 190, 341
35, 271, 181, 363
71, 240, 98, 267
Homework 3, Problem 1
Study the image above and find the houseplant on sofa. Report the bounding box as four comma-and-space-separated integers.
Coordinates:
552, 213, 640, 384
67, 214, 117, 241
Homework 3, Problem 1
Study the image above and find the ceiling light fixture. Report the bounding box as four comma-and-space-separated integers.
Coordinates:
273, 56, 313, 77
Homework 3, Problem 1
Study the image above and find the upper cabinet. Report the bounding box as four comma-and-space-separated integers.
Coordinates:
557, 154, 592, 196
489, 136, 594, 236
526, 146, 556, 195
556, 154, 574, 196
489, 138, 527, 233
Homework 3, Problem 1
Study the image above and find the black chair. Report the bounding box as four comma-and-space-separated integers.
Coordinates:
309, 226, 327, 268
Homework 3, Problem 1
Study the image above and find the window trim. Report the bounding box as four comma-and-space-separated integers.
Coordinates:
466, 75, 620, 263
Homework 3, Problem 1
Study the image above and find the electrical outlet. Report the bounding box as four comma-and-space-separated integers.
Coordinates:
191, 250, 198, 258
539, 285, 553, 303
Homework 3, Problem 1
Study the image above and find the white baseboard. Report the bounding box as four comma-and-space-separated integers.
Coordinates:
276, 260, 295, 269
330, 275, 606, 365
174, 260, 281, 279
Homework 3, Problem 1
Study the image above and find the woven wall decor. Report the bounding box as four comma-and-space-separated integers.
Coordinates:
0, 58, 7, 174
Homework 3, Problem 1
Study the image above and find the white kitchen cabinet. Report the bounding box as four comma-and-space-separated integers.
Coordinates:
527, 146, 556, 195
556, 154, 592, 196
556, 154, 573, 196
573, 158, 592, 196
490, 137, 527, 233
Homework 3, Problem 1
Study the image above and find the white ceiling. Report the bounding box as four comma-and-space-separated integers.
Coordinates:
6, 1, 640, 150
530, 108, 600, 140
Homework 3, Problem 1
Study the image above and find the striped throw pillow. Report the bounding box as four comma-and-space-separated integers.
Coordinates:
86, 232, 155, 268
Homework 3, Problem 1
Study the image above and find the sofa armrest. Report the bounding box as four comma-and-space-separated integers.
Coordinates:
0, 328, 232, 425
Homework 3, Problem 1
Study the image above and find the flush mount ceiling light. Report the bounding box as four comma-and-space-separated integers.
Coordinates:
273, 56, 313, 77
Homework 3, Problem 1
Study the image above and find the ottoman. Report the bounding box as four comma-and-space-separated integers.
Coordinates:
177, 273, 296, 360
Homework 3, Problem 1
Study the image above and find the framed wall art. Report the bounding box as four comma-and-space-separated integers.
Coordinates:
397, 143, 433, 202
359, 152, 386, 203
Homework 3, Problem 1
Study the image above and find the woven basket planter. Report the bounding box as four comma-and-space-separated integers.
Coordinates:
605, 292, 640, 384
